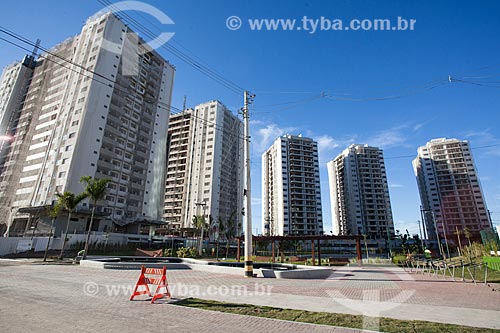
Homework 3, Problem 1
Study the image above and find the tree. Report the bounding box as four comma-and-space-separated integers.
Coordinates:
43, 203, 61, 262
219, 211, 236, 258
57, 191, 88, 259
464, 227, 472, 247
207, 215, 216, 241
80, 176, 110, 260
193, 214, 208, 256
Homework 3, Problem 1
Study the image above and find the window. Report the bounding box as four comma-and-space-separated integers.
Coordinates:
68, 132, 76, 139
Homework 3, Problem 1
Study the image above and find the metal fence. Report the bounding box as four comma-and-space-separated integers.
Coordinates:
403, 257, 498, 287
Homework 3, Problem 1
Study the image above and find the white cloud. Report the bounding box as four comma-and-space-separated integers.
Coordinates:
316, 135, 340, 151
367, 126, 409, 149
251, 123, 297, 154
314, 134, 357, 164
394, 220, 420, 236
389, 183, 405, 188
413, 123, 425, 131
464, 129, 500, 157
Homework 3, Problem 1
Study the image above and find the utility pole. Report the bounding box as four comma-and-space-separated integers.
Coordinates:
419, 206, 428, 248
430, 210, 444, 259
417, 220, 424, 251
242, 90, 255, 278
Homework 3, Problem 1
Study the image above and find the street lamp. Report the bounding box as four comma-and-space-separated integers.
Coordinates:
420, 207, 445, 259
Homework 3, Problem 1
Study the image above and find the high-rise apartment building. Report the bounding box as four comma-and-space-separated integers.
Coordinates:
413, 138, 492, 245
262, 134, 323, 236
327, 144, 394, 240
0, 56, 36, 177
0, 13, 175, 236
163, 100, 243, 233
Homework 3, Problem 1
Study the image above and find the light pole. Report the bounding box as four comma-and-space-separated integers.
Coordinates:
417, 220, 425, 251
421, 207, 444, 258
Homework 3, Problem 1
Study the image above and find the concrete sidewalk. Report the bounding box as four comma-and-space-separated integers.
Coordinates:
0, 261, 368, 333
0, 260, 499, 331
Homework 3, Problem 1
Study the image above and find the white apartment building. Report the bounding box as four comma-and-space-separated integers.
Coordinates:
163, 101, 243, 233
0, 56, 36, 181
413, 138, 492, 244
262, 134, 323, 236
0, 13, 175, 236
327, 144, 394, 240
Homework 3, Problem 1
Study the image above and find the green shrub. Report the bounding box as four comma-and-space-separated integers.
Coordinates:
392, 254, 407, 265
176, 247, 189, 258
463, 242, 487, 263
176, 247, 198, 258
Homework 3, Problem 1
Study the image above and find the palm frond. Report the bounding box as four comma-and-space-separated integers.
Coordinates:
80, 176, 110, 203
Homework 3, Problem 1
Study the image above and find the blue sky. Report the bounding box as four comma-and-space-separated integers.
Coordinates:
1, 0, 500, 235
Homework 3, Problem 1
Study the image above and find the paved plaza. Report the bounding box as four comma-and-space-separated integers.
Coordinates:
0, 260, 499, 332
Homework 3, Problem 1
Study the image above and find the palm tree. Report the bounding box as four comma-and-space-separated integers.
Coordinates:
193, 214, 208, 256
43, 203, 61, 262
219, 212, 236, 259
57, 191, 88, 260
208, 215, 217, 241
80, 176, 110, 260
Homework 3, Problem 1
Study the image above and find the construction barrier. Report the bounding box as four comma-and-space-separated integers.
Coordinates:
130, 265, 171, 303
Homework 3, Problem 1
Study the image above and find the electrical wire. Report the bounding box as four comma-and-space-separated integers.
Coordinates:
97, 0, 245, 95
0, 30, 245, 141
384, 143, 500, 160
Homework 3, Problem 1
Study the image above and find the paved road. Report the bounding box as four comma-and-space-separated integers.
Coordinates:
0, 260, 366, 333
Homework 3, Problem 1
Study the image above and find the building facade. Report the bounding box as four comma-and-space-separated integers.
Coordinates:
413, 138, 492, 245
262, 134, 323, 236
327, 144, 394, 240
0, 13, 175, 236
163, 100, 243, 234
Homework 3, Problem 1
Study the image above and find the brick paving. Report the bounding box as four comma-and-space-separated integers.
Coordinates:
0, 262, 366, 333
0, 261, 499, 331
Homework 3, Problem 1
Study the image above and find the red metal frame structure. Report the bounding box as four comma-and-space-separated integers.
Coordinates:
236, 235, 363, 265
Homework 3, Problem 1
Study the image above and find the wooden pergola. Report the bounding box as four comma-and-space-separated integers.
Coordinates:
236, 234, 363, 265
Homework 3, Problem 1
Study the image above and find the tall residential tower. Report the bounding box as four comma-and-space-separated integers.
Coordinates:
0, 13, 175, 236
262, 134, 323, 236
413, 138, 492, 245
163, 101, 243, 233
327, 144, 394, 240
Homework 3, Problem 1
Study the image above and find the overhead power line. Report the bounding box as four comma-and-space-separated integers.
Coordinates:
0, 29, 244, 141
385, 143, 500, 160
97, 0, 245, 95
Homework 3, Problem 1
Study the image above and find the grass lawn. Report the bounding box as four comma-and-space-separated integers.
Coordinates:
174, 298, 499, 333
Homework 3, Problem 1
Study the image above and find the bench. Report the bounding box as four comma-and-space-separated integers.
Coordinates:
328, 257, 350, 266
